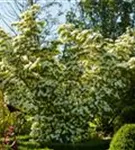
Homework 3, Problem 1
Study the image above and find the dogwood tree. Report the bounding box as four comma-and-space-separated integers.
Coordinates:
1, 4, 135, 144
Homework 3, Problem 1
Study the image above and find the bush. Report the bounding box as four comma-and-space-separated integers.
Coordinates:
109, 124, 135, 150
43, 139, 110, 150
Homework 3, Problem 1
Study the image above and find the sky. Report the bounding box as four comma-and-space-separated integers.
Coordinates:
0, 0, 79, 35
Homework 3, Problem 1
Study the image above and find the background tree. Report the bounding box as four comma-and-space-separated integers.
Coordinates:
66, 0, 135, 39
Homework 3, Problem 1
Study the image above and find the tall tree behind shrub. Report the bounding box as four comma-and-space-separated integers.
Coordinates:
67, 0, 135, 39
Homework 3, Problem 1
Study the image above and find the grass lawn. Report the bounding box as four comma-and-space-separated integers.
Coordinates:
0, 135, 110, 150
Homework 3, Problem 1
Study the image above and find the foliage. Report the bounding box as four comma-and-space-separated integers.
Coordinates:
2, 135, 53, 150
1, 135, 109, 150
0, 90, 18, 137
0, 90, 9, 137
58, 24, 135, 134
109, 124, 135, 150
0, 0, 64, 41
67, 0, 135, 39
1, 3, 135, 144
0, 5, 92, 143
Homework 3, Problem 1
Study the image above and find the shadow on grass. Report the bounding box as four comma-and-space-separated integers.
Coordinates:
44, 139, 110, 150
1, 136, 110, 150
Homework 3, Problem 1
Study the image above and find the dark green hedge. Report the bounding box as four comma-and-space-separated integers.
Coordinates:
109, 124, 135, 150
1, 136, 110, 150
44, 139, 110, 150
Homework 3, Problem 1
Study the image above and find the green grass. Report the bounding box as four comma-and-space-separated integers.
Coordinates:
0, 135, 47, 150
1, 135, 110, 150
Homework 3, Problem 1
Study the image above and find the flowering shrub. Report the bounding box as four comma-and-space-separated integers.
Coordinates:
1, 4, 135, 143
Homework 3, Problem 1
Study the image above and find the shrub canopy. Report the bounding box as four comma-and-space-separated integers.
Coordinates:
109, 124, 135, 150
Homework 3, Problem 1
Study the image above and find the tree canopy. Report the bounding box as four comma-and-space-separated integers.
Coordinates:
67, 0, 135, 39
1, 3, 135, 144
